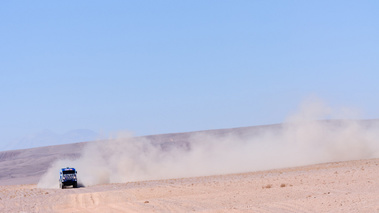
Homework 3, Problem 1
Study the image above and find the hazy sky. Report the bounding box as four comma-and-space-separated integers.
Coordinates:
1, 1, 378, 148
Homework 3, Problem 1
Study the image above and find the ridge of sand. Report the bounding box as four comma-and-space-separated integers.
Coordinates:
0, 124, 282, 186
2, 119, 378, 187
1, 158, 378, 212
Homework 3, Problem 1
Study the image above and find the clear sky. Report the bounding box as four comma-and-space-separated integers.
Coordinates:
1, 1, 379, 149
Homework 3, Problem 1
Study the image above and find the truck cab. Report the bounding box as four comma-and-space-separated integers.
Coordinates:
59, 167, 78, 189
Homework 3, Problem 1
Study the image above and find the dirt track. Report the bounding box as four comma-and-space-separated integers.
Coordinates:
1, 158, 378, 212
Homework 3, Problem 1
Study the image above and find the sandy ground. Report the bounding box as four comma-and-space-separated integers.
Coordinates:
1, 158, 378, 213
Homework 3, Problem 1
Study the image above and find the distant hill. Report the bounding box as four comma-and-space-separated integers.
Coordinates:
0, 124, 281, 185
1, 129, 100, 151
1, 120, 378, 186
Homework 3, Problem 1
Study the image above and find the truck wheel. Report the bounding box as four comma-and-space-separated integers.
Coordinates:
59, 182, 63, 189
73, 182, 77, 188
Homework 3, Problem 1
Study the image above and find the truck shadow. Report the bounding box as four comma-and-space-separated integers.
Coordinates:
62, 183, 85, 189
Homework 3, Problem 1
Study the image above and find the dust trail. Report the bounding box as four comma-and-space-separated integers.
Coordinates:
38, 99, 379, 188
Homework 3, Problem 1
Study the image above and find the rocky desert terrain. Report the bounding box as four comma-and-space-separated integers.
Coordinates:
1, 121, 379, 212
1, 158, 378, 212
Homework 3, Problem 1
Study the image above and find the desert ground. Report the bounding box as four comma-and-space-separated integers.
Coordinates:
1, 122, 379, 212
1, 158, 378, 212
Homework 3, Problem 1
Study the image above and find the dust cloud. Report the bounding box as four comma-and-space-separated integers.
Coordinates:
38, 99, 379, 188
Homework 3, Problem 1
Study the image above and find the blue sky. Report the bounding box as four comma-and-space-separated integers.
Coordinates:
1, 1, 378, 149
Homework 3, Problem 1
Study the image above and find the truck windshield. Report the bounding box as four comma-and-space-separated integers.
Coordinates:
63, 171, 75, 174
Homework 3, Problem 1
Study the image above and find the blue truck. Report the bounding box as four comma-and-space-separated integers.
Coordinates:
59, 167, 78, 189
